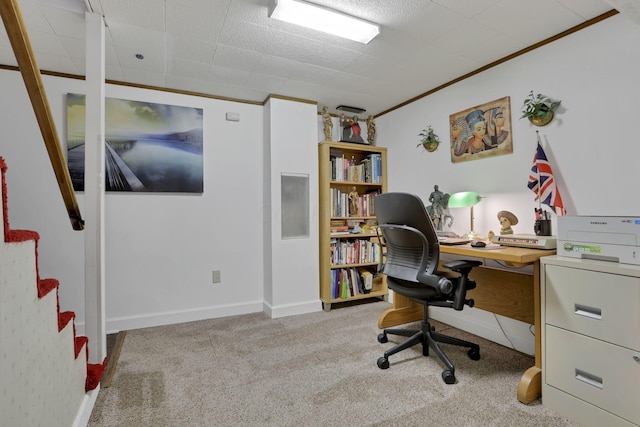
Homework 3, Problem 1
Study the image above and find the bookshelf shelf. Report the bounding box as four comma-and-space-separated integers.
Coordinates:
319, 141, 388, 312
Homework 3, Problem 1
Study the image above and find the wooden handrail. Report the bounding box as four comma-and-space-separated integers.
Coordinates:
0, 0, 84, 230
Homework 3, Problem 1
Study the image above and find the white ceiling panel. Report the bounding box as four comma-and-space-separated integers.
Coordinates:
0, 0, 624, 115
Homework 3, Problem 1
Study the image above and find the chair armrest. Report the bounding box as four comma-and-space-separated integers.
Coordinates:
416, 271, 453, 294
442, 260, 483, 271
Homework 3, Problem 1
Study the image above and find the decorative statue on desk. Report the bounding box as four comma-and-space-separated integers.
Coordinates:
322, 106, 333, 141
497, 210, 518, 235
427, 185, 453, 231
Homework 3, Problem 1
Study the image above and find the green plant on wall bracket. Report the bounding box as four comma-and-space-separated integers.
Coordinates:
521, 90, 561, 126
417, 125, 440, 152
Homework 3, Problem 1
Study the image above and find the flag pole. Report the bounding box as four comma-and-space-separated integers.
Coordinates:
536, 131, 542, 213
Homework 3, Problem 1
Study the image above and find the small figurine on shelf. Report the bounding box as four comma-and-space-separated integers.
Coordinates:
349, 186, 360, 216
497, 210, 518, 235
366, 115, 376, 145
322, 106, 333, 141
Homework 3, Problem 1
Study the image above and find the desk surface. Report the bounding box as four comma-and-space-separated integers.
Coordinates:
440, 244, 556, 265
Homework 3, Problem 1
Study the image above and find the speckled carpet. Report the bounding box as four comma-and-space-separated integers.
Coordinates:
89, 301, 578, 427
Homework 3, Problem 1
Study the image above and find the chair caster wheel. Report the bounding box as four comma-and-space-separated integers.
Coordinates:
377, 333, 388, 343
442, 370, 456, 384
468, 347, 481, 361
377, 357, 390, 369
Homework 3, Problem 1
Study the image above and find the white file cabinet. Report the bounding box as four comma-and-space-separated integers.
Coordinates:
541, 256, 640, 427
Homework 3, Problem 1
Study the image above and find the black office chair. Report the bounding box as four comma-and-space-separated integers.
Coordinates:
374, 192, 482, 384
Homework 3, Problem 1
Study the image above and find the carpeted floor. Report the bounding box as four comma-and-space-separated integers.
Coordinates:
89, 301, 579, 427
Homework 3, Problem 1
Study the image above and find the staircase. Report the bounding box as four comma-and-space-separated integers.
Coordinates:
0, 157, 105, 426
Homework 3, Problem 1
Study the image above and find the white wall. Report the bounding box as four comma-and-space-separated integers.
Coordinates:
376, 14, 640, 353
2, 12, 639, 351
263, 97, 320, 317
0, 70, 268, 333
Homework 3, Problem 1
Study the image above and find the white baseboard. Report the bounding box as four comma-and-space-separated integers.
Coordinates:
73, 386, 100, 427
263, 299, 322, 318
76, 299, 323, 334
94, 301, 264, 334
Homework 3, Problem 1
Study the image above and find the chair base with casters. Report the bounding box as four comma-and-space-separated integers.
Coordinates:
376, 259, 482, 384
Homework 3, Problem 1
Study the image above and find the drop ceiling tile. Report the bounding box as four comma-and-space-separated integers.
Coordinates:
39, 5, 85, 38
212, 44, 261, 72
218, 20, 273, 53
17, 2, 55, 33
29, 30, 68, 55
167, 35, 217, 63
432, 0, 503, 18
474, 0, 587, 45
245, 71, 288, 92
107, 22, 165, 70
557, 0, 613, 19
167, 59, 211, 79
207, 64, 251, 86
166, 0, 229, 41
58, 35, 85, 59
98, 0, 165, 31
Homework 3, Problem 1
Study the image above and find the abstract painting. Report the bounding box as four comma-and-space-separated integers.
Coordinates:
67, 93, 203, 193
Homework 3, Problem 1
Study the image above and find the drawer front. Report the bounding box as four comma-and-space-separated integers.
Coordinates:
545, 325, 640, 425
545, 264, 640, 349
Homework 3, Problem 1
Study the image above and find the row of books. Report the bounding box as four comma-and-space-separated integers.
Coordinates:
330, 238, 381, 266
329, 150, 382, 183
330, 188, 380, 217
330, 267, 374, 299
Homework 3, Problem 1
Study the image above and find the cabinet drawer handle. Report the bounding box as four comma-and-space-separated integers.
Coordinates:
575, 369, 603, 389
634, 355, 640, 362
574, 303, 602, 320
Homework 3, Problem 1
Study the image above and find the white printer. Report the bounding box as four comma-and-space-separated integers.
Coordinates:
557, 216, 640, 265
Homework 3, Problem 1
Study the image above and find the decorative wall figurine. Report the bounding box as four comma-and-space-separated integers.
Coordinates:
322, 106, 333, 141
497, 210, 518, 235
366, 115, 376, 145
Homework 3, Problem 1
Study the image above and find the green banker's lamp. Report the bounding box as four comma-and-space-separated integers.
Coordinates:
448, 191, 484, 240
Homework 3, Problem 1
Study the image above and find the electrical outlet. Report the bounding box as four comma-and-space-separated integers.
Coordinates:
212, 270, 221, 284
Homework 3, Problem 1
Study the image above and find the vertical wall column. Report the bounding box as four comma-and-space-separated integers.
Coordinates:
263, 96, 320, 317
83, 11, 106, 363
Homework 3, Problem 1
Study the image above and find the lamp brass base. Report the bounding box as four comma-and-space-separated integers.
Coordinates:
461, 230, 485, 241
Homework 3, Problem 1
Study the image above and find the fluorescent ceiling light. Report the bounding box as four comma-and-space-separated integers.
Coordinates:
268, 0, 380, 44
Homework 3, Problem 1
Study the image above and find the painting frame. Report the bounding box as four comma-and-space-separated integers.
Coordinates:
449, 96, 513, 163
338, 113, 369, 144
66, 93, 204, 193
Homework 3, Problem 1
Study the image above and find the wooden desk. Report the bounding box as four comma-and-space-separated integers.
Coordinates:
377, 244, 556, 404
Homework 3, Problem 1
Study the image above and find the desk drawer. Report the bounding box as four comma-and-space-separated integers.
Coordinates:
545, 265, 640, 349
545, 325, 640, 425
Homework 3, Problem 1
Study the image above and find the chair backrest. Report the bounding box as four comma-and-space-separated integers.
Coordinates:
374, 192, 440, 282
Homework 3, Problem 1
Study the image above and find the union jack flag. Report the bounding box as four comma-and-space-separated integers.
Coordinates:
527, 139, 565, 216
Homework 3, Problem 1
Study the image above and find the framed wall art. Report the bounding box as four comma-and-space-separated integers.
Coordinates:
449, 96, 513, 163
67, 93, 204, 193
338, 113, 368, 144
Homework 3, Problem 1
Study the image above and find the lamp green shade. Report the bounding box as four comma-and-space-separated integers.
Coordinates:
448, 191, 481, 208
447, 191, 484, 240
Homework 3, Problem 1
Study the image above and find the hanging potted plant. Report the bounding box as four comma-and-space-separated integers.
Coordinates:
417, 125, 440, 152
521, 91, 561, 126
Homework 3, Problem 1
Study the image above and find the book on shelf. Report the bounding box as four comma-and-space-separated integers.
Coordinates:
331, 267, 373, 299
